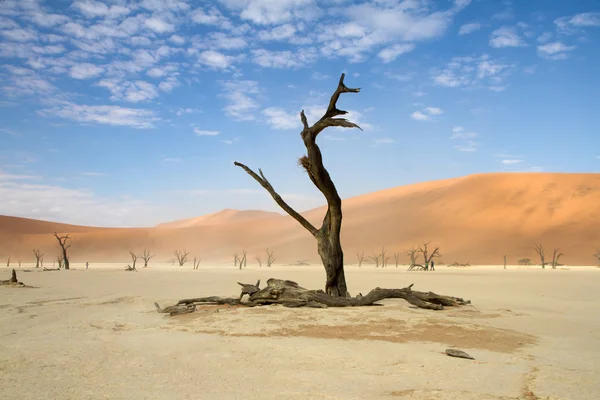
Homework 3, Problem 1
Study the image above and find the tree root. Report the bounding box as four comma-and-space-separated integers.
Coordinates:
155, 278, 471, 316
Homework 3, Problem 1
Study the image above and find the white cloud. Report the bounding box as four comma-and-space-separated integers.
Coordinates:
39, 102, 159, 129
555, 12, 600, 32
97, 79, 159, 103
69, 63, 105, 79
191, 6, 231, 27
169, 34, 185, 45
220, 80, 261, 121
374, 138, 394, 145
424, 107, 443, 115
257, 23, 298, 41
454, 141, 478, 152
72, 0, 131, 19
220, 0, 317, 25
377, 43, 415, 63
489, 27, 526, 48
194, 128, 220, 136
432, 55, 513, 90
501, 159, 523, 165
251, 48, 317, 68
198, 50, 233, 69
1, 28, 38, 42
537, 42, 576, 60
537, 32, 553, 43
262, 107, 299, 129
410, 111, 429, 121
459, 22, 481, 35
452, 126, 464, 133
144, 17, 175, 33
450, 131, 477, 139
311, 72, 330, 80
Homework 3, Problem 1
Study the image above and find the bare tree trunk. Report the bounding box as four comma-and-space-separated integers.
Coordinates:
393, 252, 400, 268
7, 256, 10, 268
534, 244, 546, 268
234, 74, 360, 297
266, 249, 275, 267
254, 255, 262, 267
141, 248, 154, 268
356, 251, 365, 267
370, 254, 380, 268
33, 249, 43, 268
53, 233, 71, 270
504, 254, 507, 269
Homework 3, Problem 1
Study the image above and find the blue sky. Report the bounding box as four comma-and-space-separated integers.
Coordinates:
0, 0, 599, 227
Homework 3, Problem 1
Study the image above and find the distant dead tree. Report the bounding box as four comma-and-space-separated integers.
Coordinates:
125, 250, 138, 272
504, 254, 507, 270
6, 256, 10, 268
174, 250, 189, 267
56, 255, 63, 269
417, 241, 440, 272
40, 255, 44, 269
53, 232, 71, 270
393, 252, 401, 268
369, 253, 381, 268
266, 248, 275, 267
17, 260, 22, 267
534, 244, 547, 268
141, 248, 155, 268
594, 248, 600, 267
518, 258, 531, 266
380, 247, 389, 268
238, 249, 248, 270
550, 248, 563, 269
233, 253, 239, 267
193, 257, 202, 270
254, 255, 262, 267
449, 261, 471, 267
33, 249, 43, 268
356, 250, 365, 267
406, 246, 422, 271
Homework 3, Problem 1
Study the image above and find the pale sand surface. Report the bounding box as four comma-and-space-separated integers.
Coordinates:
2, 264, 600, 400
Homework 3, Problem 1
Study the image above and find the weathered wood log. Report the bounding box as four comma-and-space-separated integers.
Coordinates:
446, 348, 475, 360
154, 302, 196, 316
157, 278, 471, 314
43, 267, 61, 271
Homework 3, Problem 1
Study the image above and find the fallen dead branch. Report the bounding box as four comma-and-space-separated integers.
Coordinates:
1, 269, 26, 287
155, 278, 471, 316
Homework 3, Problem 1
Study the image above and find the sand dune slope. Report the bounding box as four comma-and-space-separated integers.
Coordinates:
1, 173, 599, 265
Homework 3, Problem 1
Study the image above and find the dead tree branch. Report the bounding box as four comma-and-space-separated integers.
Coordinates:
1, 269, 25, 287
53, 232, 71, 270
534, 244, 547, 268
125, 251, 138, 272
266, 248, 275, 267
417, 241, 441, 271
356, 250, 365, 267
239, 249, 247, 270
551, 248, 563, 269
254, 255, 262, 267
156, 278, 471, 314
393, 252, 401, 268
594, 248, 600, 267
234, 74, 362, 297
193, 257, 202, 270
370, 254, 381, 268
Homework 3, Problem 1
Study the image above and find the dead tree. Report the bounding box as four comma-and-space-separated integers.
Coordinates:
356, 250, 365, 267
156, 278, 472, 315
380, 247, 389, 268
550, 248, 563, 269
534, 244, 547, 268
40, 255, 44, 269
125, 251, 138, 272
6, 256, 10, 267
233, 253, 239, 267
594, 248, 600, 267
504, 254, 507, 270
393, 252, 401, 268
52, 232, 71, 270
174, 249, 189, 267
518, 258, 531, 266
141, 248, 154, 268
193, 257, 202, 270
406, 246, 424, 271
238, 249, 248, 270
418, 241, 440, 271
254, 255, 262, 267
370, 254, 381, 268
18, 260, 21, 268
1, 269, 25, 287
234, 74, 362, 296
33, 249, 43, 268
266, 248, 275, 267
56, 255, 63, 269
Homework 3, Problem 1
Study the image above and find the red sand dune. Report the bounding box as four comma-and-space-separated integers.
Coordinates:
1, 173, 600, 266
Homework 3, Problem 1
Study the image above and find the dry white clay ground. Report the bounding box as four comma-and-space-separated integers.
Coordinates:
1, 263, 599, 400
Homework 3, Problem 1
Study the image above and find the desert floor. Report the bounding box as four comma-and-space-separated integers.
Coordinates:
1, 264, 599, 400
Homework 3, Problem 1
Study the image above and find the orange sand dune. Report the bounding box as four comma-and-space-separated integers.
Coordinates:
1, 173, 600, 266
156, 209, 282, 228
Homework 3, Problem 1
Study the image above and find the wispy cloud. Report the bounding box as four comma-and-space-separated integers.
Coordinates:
537, 42, 576, 60
459, 22, 482, 35
194, 128, 220, 136
39, 102, 159, 129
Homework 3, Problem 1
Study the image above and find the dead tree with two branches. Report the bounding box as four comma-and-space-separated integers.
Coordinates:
406, 246, 424, 271
550, 248, 563, 269
594, 248, 600, 267
254, 255, 262, 267
417, 241, 440, 272
238, 249, 247, 270
356, 250, 365, 267
157, 75, 471, 310
233, 253, 239, 267
370, 254, 381, 268
53, 233, 71, 270
125, 251, 138, 272
266, 248, 275, 267
56, 255, 63, 269
393, 252, 401, 268
174, 250, 189, 267
380, 247, 389, 268
33, 249, 43, 268
193, 257, 202, 270
141, 249, 154, 268
534, 244, 547, 268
